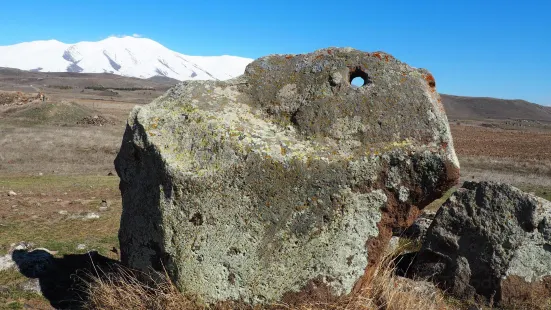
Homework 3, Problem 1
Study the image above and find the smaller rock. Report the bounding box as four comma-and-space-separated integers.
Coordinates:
0, 254, 15, 271
18, 279, 42, 294
38, 172, 43, 176
387, 236, 400, 254
99, 199, 109, 211
55, 198, 62, 202
34, 248, 58, 255
412, 181, 551, 304
7, 190, 16, 196
10, 242, 33, 252
76, 244, 86, 250
83, 212, 100, 220
58, 210, 68, 215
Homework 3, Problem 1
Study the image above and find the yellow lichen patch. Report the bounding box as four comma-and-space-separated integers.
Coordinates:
365, 139, 413, 156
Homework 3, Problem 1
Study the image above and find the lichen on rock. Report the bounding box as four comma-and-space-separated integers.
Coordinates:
115, 47, 460, 305
412, 181, 551, 306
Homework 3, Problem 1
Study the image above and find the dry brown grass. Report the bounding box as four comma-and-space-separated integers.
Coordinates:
82, 253, 450, 310
81, 267, 195, 310
450, 124, 551, 161
0, 125, 123, 175
450, 123, 551, 202
459, 156, 551, 180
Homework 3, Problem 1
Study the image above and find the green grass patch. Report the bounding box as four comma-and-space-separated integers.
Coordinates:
518, 185, 551, 202
2, 102, 97, 127
424, 187, 457, 212
0, 175, 120, 258
0, 175, 119, 191
0, 213, 120, 258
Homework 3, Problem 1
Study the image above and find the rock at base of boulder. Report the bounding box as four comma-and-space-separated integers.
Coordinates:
412, 181, 551, 306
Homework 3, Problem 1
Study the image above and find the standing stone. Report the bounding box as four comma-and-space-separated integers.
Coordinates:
115, 48, 459, 305
412, 181, 551, 306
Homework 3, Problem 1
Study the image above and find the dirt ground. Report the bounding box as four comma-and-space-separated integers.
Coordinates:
451, 124, 551, 201
451, 124, 551, 160
0, 83, 550, 308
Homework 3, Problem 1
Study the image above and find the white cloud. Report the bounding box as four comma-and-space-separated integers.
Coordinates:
132, 34, 142, 38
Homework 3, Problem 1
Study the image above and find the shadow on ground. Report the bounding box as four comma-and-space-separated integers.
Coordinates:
12, 249, 119, 309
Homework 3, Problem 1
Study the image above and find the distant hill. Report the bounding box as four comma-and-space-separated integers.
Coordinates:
441, 94, 551, 122
146, 75, 180, 85
0, 67, 177, 91
2, 67, 550, 123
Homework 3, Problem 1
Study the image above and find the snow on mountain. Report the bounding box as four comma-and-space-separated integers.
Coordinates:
0, 36, 253, 81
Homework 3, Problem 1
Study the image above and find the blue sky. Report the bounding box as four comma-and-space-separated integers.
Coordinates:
1, 0, 550, 105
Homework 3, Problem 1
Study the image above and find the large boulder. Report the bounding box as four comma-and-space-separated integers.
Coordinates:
412, 181, 551, 306
115, 48, 459, 305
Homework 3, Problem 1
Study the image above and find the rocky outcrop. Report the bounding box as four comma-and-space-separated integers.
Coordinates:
115, 48, 459, 305
412, 181, 551, 305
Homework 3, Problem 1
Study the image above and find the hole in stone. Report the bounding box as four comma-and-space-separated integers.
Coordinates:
349, 67, 369, 87
189, 212, 203, 226
351, 77, 364, 87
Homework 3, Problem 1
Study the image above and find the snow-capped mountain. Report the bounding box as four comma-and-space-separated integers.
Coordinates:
0, 36, 253, 81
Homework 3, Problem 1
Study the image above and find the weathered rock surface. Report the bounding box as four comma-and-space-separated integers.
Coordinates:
115, 48, 460, 304
404, 216, 433, 240
412, 181, 551, 305
395, 211, 435, 240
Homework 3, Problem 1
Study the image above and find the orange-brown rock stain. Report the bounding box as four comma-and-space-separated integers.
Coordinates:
424, 73, 436, 88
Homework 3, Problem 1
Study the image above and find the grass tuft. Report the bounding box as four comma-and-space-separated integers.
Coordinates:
81, 252, 449, 310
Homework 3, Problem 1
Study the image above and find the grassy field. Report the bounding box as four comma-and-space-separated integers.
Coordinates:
1, 90, 550, 309
0, 175, 121, 309
0, 98, 127, 309
0, 175, 121, 255
451, 124, 551, 201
